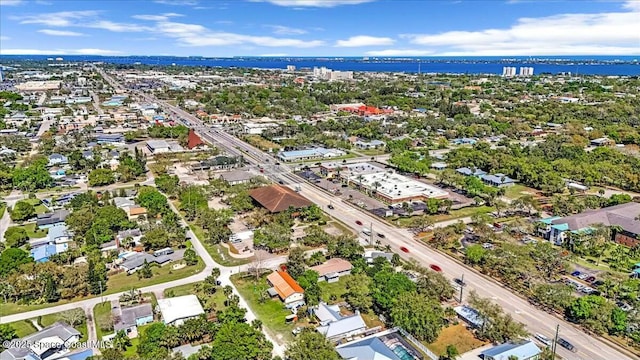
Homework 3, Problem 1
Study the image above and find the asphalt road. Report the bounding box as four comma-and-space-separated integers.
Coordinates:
91, 69, 629, 360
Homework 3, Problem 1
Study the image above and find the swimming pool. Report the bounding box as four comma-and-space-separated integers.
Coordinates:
392, 345, 415, 360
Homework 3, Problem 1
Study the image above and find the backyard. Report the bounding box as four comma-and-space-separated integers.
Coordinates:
231, 273, 294, 345
11, 223, 48, 239
426, 323, 487, 356
25, 198, 49, 214
6, 309, 89, 342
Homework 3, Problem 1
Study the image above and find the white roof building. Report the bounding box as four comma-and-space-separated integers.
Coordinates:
352, 172, 448, 204
157, 295, 205, 326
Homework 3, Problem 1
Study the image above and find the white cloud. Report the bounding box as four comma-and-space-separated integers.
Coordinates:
403, 1, 640, 55
0, 36, 9, 41
0, 48, 121, 55
38, 29, 86, 36
154, 0, 198, 5
156, 21, 325, 47
365, 49, 434, 56
335, 35, 394, 47
254, 0, 374, 7
15, 10, 99, 27
0, 0, 23, 6
132, 13, 183, 21
86, 20, 152, 32
267, 25, 307, 35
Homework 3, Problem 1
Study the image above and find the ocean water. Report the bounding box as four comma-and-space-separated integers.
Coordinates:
1, 55, 639, 76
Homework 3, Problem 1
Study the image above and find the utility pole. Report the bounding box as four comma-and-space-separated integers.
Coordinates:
458, 273, 465, 303
552, 324, 560, 358
370, 222, 374, 246
99, 280, 104, 304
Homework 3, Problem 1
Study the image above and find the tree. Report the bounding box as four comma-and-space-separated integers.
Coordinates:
344, 272, 373, 311
532, 284, 574, 312
88, 168, 116, 186
285, 328, 340, 360
183, 248, 198, 266
327, 235, 364, 261
442, 345, 459, 360
210, 321, 273, 360
136, 187, 169, 217
0, 248, 33, 277
10, 200, 35, 222
112, 330, 131, 351
297, 270, 322, 306
371, 269, 416, 314
468, 291, 528, 343
409, 215, 434, 233
287, 247, 307, 279
155, 174, 179, 195
137, 323, 171, 359
138, 260, 153, 279
60, 308, 86, 327
4, 227, 28, 248
390, 291, 444, 342
566, 295, 614, 334
416, 271, 455, 301
465, 244, 487, 265
0, 324, 17, 351
530, 242, 566, 280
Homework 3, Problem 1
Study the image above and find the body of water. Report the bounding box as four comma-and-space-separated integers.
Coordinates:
1, 55, 639, 76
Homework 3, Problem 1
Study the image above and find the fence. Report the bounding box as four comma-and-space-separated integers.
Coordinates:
397, 327, 439, 360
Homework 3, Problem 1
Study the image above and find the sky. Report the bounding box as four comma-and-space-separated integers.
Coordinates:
0, 0, 639, 57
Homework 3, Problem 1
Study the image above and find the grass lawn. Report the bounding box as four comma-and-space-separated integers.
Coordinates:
361, 312, 384, 329
93, 301, 112, 341
396, 206, 493, 227
7, 320, 37, 337
38, 311, 88, 343
325, 220, 356, 236
164, 282, 228, 311
122, 323, 153, 357
0, 203, 6, 218
25, 198, 48, 214
358, 148, 387, 156
0, 298, 77, 317
503, 184, 536, 199
319, 275, 351, 303
11, 223, 48, 239
426, 323, 487, 356
187, 223, 252, 267
244, 135, 281, 152
105, 259, 205, 295
231, 273, 294, 345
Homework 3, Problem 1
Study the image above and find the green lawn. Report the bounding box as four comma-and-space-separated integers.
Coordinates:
93, 301, 112, 341
122, 323, 153, 357
358, 148, 387, 156
7, 320, 37, 337
396, 205, 493, 227
0, 203, 6, 219
231, 273, 294, 344
503, 184, 536, 199
0, 261, 203, 316
11, 223, 48, 239
164, 282, 228, 311
187, 223, 252, 267
105, 259, 205, 295
25, 198, 49, 214
38, 311, 88, 343
319, 275, 351, 303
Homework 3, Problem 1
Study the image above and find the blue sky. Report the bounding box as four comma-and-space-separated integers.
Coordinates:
0, 0, 639, 56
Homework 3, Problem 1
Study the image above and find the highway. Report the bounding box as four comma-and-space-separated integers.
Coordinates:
94, 68, 627, 360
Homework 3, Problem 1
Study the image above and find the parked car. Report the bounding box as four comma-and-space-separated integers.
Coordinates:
355, 220, 363, 226
571, 271, 581, 277
557, 338, 577, 352
586, 276, 596, 283
400, 246, 409, 253
578, 273, 589, 280
534, 333, 552, 347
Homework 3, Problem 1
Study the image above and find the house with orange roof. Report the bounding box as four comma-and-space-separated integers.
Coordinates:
266, 271, 305, 308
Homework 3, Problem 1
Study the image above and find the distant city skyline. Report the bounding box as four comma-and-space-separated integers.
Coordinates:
0, 0, 639, 57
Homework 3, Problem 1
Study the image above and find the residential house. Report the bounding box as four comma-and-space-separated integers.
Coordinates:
250, 185, 312, 213
590, 137, 614, 147
128, 206, 147, 220
310, 258, 353, 283
0, 321, 92, 360
219, 170, 256, 186
111, 301, 154, 339
266, 271, 305, 308
480, 340, 541, 360
189, 155, 244, 171
456, 167, 487, 177
95, 133, 125, 145
157, 295, 205, 326
354, 139, 386, 150
117, 228, 143, 247
36, 209, 70, 229
364, 251, 393, 264
47, 153, 68, 167
540, 202, 640, 247
119, 252, 171, 274
314, 302, 367, 342
114, 197, 135, 210
480, 173, 516, 187
31, 243, 69, 262
431, 162, 447, 170
335, 328, 423, 360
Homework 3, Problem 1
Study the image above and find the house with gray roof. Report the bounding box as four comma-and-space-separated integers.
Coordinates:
111, 301, 154, 338
480, 340, 541, 360
335, 328, 423, 360
219, 170, 256, 186
456, 167, 487, 177
0, 322, 89, 360
36, 209, 69, 229
314, 302, 367, 342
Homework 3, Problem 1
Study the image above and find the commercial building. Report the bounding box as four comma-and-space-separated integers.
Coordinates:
250, 185, 312, 213
15, 80, 62, 91
277, 147, 346, 162
352, 171, 448, 205
219, 169, 257, 186
157, 295, 205, 326
539, 202, 640, 247
146, 140, 171, 154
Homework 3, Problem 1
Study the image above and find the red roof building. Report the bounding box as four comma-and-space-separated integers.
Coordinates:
187, 129, 205, 149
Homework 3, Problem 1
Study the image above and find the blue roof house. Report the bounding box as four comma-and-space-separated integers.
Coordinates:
481, 340, 541, 360
481, 173, 516, 187
456, 167, 487, 177
48, 153, 68, 167
31, 243, 68, 262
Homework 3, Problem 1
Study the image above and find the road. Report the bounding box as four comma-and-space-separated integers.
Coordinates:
92, 68, 628, 360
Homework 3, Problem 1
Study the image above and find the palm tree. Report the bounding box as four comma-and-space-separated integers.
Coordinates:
356, 174, 364, 190
372, 181, 382, 195
112, 330, 131, 351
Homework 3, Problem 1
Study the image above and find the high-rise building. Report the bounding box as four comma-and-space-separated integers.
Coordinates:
0, 68, 4, 82
502, 66, 517, 77
519, 67, 534, 76
286, 65, 296, 72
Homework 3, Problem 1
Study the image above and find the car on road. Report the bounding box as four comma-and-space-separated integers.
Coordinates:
571, 271, 581, 277
454, 278, 466, 287
557, 338, 577, 352
377, 233, 385, 238
278, 180, 284, 184
534, 333, 552, 347
355, 220, 363, 226
400, 246, 409, 253
327, 204, 334, 210
430, 264, 442, 272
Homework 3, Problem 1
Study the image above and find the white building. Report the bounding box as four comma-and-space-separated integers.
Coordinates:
519, 67, 534, 76
157, 295, 205, 326
146, 140, 171, 154
502, 67, 517, 77
286, 65, 296, 72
